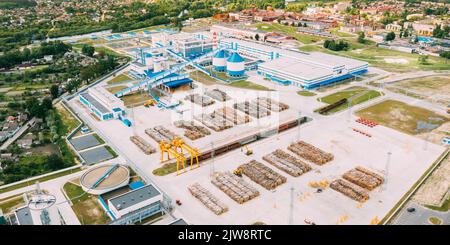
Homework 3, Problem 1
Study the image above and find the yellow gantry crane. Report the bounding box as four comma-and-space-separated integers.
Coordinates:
172, 137, 200, 170
159, 140, 186, 175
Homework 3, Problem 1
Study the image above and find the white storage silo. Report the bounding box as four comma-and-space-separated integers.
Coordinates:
212, 50, 227, 72
226, 52, 245, 77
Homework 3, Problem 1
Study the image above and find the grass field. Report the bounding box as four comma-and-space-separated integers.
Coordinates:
318, 86, 383, 114
254, 23, 326, 44
426, 196, 450, 212
153, 162, 178, 176
0, 167, 82, 195
428, 216, 443, 225
121, 92, 152, 107
228, 80, 272, 91
297, 90, 317, 97
107, 74, 131, 85
63, 182, 110, 225
189, 70, 220, 85
299, 43, 450, 72
106, 85, 128, 94
0, 194, 25, 214
56, 103, 80, 133
393, 76, 450, 97
356, 100, 449, 135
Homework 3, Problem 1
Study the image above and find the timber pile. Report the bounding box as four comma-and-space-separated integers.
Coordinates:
195, 114, 234, 132
154, 126, 178, 141
213, 107, 251, 125
239, 160, 287, 190
174, 120, 211, 140
253, 97, 289, 112
343, 167, 384, 190
188, 183, 229, 215
211, 172, 259, 204
330, 179, 369, 202
145, 128, 167, 143
205, 89, 231, 102
185, 94, 215, 107
262, 150, 312, 177
234, 101, 271, 118
130, 136, 156, 154
288, 141, 334, 165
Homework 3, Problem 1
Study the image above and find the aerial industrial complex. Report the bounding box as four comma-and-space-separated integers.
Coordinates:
1, 21, 448, 226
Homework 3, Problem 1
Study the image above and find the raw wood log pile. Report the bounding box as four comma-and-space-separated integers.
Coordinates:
330, 179, 369, 202
262, 150, 312, 177
154, 126, 178, 141
205, 89, 231, 102
253, 97, 289, 112
145, 128, 167, 143
185, 94, 215, 107
288, 141, 334, 165
174, 120, 211, 140
239, 160, 287, 190
343, 167, 384, 191
234, 101, 271, 118
211, 172, 259, 204
130, 136, 156, 154
188, 183, 229, 215
195, 113, 234, 132
213, 107, 251, 125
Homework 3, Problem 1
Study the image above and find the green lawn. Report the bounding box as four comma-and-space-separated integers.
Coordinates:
63, 182, 110, 225
106, 85, 128, 94
56, 103, 80, 133
317, 86, 383, 114
92, 134, 105, 144
425, 196, 450, 212
255, 23, 326, 44
297, 90, 317, 97
356, 100, 449, 135
428, 216, 442, 225
228, 80, 272, 91
0, 167, 82, 195
299, 43, 450, 72
107, 74, 131, 85
121, 92, 152, 107
189, 70, 220, 85
0, 194, 25, 214
105, 146, 118, 158
153, 162, 178, 176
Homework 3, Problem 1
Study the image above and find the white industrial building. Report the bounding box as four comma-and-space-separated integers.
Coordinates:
217, 38, 368, 89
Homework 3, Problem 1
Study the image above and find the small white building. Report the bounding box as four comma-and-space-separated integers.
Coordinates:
108, 184, 163, 220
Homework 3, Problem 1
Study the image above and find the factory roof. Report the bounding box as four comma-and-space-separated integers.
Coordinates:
227, 52, 245, 63
80, 92, 110, 114
164, 78, 193, 88
15, 206, 34, 225
259, 56, 333, 81
220, 38, 367, 70
109, 184, 161, 211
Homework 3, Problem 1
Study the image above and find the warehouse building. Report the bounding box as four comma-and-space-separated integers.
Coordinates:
79, 87, 127, 121
218, 38, 368, 89
107, 184, 164, 224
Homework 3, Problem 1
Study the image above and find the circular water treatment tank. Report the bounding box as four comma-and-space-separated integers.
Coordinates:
213, 50, 227, 72
226, 52, 245, 77
80, 164, 130, 195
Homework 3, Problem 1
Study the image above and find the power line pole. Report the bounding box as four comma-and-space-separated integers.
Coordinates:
383, 152, 392, 191
289, 186, 294, 225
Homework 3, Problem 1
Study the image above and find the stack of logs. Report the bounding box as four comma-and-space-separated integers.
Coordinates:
234, 101, 271, 119
288, 141, 334, 165
129, 136, 156, 154
239, 160, 287, 190
211, 172, 260, 204
188, 183, 229, 215
262, 150, 312, 177
343, 166, 384, 191
174, 120, 211, 140
213, 107, 251, 125
205, 89, 231, 102
195, 113, 234, 132
185, 94, 215, 107
330, 179, 369, 202
145, 126, 179, 143
253, 97, 289, 112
